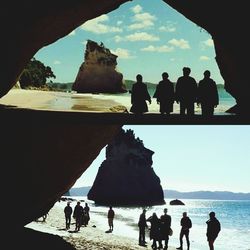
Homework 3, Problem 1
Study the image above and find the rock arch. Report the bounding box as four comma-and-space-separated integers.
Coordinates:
0, 0, 249, 234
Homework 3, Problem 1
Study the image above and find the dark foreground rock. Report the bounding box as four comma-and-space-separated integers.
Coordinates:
88, 128, 165, 206
8, 228, 75, 250
170, 199, 185, 205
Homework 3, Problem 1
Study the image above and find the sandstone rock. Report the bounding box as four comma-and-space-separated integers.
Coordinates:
88, 128, 165, 206
72, 40, 126, 93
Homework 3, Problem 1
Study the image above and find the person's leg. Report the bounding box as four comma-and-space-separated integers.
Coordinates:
164, 236, 169, 249
177, 230, 184, 249
66, 216, 69, 229
180, 102, 185, 115
185, 231, 190, 249
142, 228, 146, 243
152, 239, 157, 248
68, 217, 71, 229
139, 227, 142, 244
187, 102, 194, 115
158, 239, 163, 248
208, 240, 214, 250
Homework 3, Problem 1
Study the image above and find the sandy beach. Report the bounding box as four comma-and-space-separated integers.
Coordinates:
26, 200, 175, 250
0, 88, 234, 115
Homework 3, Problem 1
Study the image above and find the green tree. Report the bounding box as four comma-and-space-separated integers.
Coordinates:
19, 57, 56, 88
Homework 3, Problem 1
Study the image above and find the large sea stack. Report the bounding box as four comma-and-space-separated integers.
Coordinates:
88, 128, 165, 206
72, 40, 126, 93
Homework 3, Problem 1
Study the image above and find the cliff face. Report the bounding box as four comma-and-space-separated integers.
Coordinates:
72, 40, 126, 93
88, 129, 165, 206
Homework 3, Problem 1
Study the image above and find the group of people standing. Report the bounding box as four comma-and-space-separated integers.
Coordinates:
64, 201, 90, 231
63, 202, 115, 233
138, 209, 221, 250
130, 67, 219, 117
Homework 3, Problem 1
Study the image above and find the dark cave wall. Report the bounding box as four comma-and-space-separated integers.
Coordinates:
163, 0, 250, 112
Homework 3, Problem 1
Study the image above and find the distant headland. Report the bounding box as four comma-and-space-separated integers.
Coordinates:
69, 186, 250, 201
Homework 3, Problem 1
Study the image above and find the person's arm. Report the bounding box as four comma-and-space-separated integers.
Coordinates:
175, 79, 180, 103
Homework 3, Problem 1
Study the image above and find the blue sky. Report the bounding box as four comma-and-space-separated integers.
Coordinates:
74, 125, 250, 193
35, 0, 224, 85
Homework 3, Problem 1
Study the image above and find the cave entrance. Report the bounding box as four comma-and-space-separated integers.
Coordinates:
33, 0, 235, 115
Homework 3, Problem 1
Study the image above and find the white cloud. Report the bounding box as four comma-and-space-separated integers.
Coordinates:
68, 30, 76, 36
126, 32, 159, 42
141, 45, 174, 53
111, 48, 134, 59
200, 56, 210, 61
53, 60, 61, 65
134, 13, 156, 22
129, 12, 156, 30
131, 5, 143, 14
203, 38, 214, 47
159, 25, 176, 32
81, 15, 122, 34
117, 21, 123, 26
168, 38, 190, 49
114, 35, 123, 43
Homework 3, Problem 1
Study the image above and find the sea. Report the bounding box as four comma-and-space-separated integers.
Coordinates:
73, 197, 250, 250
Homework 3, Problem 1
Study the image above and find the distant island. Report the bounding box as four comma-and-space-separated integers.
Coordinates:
68, 186, 250, 201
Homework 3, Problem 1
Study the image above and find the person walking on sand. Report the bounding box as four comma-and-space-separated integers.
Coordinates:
153, 72, 175, 115
175, 67, 198, 116
107, 206, 115, 232
73, 201, 84, 231
130, 74, 151, 114
138, 209, 148, 246
159, 208, 172, 250
64, 202, 73, 230
197, 70, 219, 117
206, 212, 221, 250
176, 212, 192, 250
147, 212, 161, 250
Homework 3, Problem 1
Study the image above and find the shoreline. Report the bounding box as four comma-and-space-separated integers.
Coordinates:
26, 201, 175, 250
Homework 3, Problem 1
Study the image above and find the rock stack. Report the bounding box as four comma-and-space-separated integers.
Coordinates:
72, 40, 126, 93
88, 128, 165, 206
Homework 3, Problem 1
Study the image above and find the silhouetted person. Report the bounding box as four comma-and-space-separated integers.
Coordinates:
147, 212, 161, 250
64, 202, 73, 230
175, 67, 198, 115
82, 203, 90, 226
206, 212, 221, 250
159, 208, 172, 250
108, 206, 115, 232
197, 70, 219, 117
176, 212, 192, 250
42, 213, 48, 222
73, 201, 84, 231
153, 72, 175, 115
138, 209, 148, 246
130, 74, 151, 114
